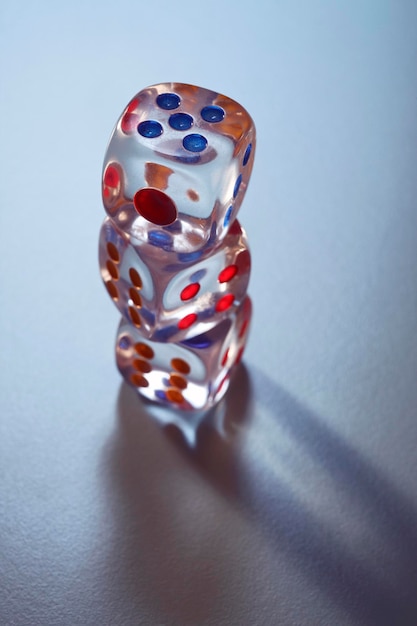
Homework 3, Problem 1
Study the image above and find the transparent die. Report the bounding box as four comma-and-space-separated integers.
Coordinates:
115, 296, 252, 411
99, 217, 251, 343
102, 82, 256, 254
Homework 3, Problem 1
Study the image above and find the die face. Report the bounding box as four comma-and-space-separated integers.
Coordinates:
115, 296, 252, 411
99, 217, 251, 343
102, 83, 255, 253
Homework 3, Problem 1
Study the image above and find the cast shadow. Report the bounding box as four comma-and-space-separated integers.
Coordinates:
237, 366, 417, 626
103, 365, 417, 626
101, 365, 254, 625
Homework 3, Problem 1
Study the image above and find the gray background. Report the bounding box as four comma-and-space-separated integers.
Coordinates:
1, 1, 417, 624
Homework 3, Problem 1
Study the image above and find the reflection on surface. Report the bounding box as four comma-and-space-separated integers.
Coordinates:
132, 363, 253, 447
101, 365, 417, 626
100, 366, 254, 625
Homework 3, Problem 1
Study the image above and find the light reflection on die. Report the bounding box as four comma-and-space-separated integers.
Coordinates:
100, 83, 255, 412
102, 82, 256, 254
99, 216, 251, 343
115, 296, 252, 411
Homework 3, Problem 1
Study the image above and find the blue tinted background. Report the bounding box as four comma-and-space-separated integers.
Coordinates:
1, 1, 417, 624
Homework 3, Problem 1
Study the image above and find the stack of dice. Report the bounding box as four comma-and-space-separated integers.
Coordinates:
99, 83, 255, 412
